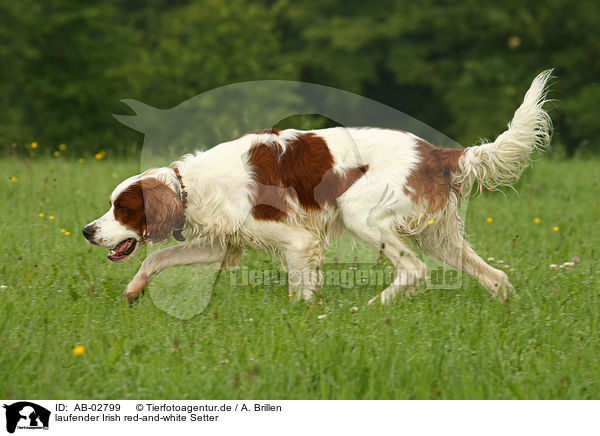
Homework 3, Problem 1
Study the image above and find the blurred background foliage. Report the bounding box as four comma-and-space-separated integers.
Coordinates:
1, 0, 599, 156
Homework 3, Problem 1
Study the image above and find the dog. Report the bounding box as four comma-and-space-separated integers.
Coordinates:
83, 71, 552, 305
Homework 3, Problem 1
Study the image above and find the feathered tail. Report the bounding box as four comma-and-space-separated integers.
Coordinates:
458, 70, 553, 193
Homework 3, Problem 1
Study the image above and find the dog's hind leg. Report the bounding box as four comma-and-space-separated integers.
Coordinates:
416, 224, 513, 300
124, 243, 227, 303
367, 236, 427, 305
341, 210, 427, 304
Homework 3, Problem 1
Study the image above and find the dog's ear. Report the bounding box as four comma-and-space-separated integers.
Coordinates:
141, 178, 185, 242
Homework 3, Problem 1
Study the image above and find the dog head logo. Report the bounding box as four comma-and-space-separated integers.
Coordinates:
3, 402, 50, 434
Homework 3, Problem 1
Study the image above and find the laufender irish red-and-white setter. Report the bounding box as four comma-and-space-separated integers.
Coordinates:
83, 71, 552, 304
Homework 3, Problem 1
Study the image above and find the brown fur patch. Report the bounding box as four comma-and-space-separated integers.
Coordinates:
314, 165, 369, 207
114, 178, 184, 242
248, 132, 368, 221
246, 143, 290, 221
403, 138, 464, 213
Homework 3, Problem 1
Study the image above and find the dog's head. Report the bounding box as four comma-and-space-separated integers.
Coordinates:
82, 172, 185, 262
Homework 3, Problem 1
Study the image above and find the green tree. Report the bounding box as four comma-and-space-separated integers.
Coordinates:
0, 0, 297, 151
278, 0, 600, 154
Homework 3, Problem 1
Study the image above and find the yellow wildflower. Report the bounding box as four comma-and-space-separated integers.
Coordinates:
72, 345, 85, 356
486, 217, 493, 223
553, 226, 559, 232
78, 158, 85, 163
65, 232, 71, 236
49, 216, 55, 220
31, 142, 38, 149
38, 213, 45, 218
60, 228, 66, 233
95, 151, 106, 160
534, 217, 541, 224
9, 176, 17, 182
427, 219, 435, 225
53, 151, 60, 157
59, 143, 67, 151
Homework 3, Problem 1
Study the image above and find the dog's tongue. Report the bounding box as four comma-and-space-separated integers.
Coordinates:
114, 239, 133, 255
108, 239, 135, 260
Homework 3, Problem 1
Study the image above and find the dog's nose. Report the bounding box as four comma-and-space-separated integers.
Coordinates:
82, 225, 96, 241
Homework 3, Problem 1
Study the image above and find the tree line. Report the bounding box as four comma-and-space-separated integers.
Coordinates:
1, 0, 598, 156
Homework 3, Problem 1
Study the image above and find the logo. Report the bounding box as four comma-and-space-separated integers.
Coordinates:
3, 402, 50, 434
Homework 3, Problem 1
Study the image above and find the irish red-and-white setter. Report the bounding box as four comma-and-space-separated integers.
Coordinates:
83, 71, 552, 304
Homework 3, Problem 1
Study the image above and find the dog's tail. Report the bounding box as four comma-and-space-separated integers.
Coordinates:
457, 70, 553, 194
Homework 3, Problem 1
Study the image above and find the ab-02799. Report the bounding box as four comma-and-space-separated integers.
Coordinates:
73, 403, 121, 412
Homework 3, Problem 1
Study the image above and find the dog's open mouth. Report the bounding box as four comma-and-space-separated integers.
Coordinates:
108, 238, 138, 262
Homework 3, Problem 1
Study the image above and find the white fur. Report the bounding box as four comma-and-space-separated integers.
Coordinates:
458, 70, 553, 193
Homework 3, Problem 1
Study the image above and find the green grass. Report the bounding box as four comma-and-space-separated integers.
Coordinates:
1, 154, 600, 399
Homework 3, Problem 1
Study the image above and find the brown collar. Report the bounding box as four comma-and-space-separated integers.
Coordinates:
173, 167, 188, 209
172, 167, 187, 241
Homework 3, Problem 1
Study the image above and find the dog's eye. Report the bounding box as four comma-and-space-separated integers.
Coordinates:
116, 205, 126, 213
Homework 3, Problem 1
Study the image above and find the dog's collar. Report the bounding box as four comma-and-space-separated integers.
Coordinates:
173, 167, 188, 209
172, 167, 187, 241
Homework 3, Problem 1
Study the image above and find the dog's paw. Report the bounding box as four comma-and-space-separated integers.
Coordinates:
290, 289, 315, 303
123, 289, 145, 306
498, 280, 515, 301
368, 285, 417, 305
488, 272, 515, 301
367, 295, 379, 306
288, 286, 322, 304
367, 290, 395, 305
124, 275, 148, 305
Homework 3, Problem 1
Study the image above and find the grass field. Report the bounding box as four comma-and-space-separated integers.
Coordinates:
1, 153, 600, 399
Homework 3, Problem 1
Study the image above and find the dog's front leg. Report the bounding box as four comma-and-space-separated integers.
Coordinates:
124, 244, 227, 303
283, 237, 325, 302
